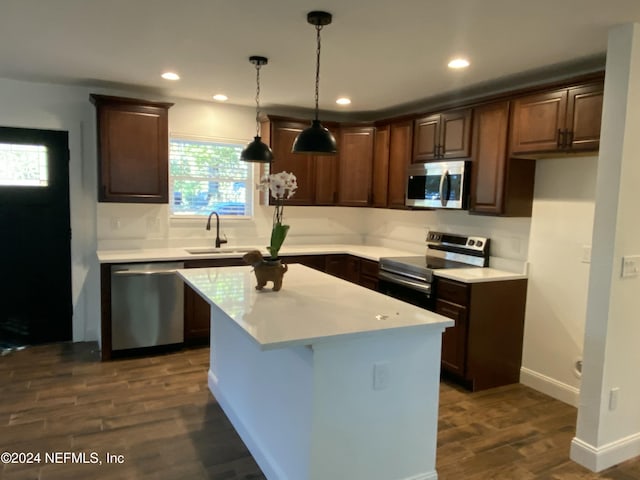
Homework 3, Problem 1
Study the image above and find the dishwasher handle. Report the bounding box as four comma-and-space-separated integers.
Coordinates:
112, 269, 180, 276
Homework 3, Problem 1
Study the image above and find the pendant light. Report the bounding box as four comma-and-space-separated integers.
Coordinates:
292, 11, 338, 155
240, 56, 274, 163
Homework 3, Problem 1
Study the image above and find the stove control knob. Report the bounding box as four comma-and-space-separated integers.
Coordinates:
468, 239, 475, 246
476, 240, 483, 247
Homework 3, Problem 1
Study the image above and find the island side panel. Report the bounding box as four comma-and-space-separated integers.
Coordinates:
309, 330, 444, 480
208, 306, 313, 480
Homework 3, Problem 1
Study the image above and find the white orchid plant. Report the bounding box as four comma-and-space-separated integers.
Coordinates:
257, 171, 298, 260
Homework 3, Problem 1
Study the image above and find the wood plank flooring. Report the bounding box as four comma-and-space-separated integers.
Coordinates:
1, 342, 639, 480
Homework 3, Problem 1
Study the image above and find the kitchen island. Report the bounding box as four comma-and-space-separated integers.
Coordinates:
178, 264, 453, 480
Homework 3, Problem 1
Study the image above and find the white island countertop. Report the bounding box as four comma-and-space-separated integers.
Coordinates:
178, 264, 453, 350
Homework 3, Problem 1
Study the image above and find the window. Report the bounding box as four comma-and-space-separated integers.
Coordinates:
0, 143, 48, 187
169, 137, 252, 217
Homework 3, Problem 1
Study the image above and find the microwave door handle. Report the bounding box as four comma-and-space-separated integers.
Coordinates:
439, 170, 449, 207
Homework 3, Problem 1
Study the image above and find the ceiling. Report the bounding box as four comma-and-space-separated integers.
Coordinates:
2, 0, 640, 117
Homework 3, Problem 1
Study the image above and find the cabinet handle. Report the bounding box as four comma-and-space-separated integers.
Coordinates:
557, 129, 565, 148
333, 191, 338, 204
566, 130, 574, 148
439, 307, 459, 319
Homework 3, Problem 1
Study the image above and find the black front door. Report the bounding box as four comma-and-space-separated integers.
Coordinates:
0, 127, 72, 348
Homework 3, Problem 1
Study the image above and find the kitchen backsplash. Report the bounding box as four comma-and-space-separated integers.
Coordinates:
97, 202, 531, 272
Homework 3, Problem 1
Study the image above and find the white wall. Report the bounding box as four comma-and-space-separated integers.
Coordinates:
364, 208, 531, 269
520, 156, 597, 406
572, 23, 640, 471
0, 77, 99, 342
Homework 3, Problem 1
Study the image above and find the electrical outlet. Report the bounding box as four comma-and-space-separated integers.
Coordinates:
581, 245, 592, 264
621, 255, 640, 278
110, 217, 121, 230
373, 362, 390, 391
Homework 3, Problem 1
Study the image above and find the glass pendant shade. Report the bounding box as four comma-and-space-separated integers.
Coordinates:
241, 136, 274, 162
291, 120, 337, 155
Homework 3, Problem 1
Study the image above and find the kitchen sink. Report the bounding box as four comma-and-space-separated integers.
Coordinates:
185, 247, 256, 255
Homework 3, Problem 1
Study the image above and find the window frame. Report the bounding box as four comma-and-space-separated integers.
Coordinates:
168, 133, 254, 221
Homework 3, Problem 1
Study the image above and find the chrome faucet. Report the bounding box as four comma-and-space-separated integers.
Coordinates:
205, 211, 228, 248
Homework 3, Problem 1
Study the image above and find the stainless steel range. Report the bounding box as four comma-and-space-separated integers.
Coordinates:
378, 231, 490, 310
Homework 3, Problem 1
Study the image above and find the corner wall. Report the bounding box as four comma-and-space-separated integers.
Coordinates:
520, 156, 597, 406
572, 22, 640, 471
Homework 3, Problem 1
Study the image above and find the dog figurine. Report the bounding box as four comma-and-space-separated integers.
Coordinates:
242, 250, 288, 291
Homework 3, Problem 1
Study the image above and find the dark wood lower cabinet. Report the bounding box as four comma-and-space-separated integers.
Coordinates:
435, 277, 528, 391
436, 299, 468, 377
183, 258, 245, 344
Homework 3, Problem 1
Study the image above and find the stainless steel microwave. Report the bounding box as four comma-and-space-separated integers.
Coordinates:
405, 160, 470, 209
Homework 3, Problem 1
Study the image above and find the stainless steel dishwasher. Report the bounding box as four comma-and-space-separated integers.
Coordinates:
110, 262, 184, 351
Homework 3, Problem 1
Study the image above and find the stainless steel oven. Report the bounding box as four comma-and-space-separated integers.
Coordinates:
378, 231, 490, 310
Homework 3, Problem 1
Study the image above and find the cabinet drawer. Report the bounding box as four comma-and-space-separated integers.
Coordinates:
360, 259, 379, 277
436, 278, 469, 306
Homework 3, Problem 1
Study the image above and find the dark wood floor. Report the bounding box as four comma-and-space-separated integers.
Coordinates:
1, 343, 639, 480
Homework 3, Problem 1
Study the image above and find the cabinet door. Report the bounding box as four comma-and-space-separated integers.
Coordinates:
470, 102, 509, 215
282, 255, 326, 271
325, 254, 348, 279
387, 120, 413, 208
337, 126, 375, 206
509, 89, 568, 154
371, 125, 390, 207
344, 256, 361, 284
441, 109, 472, 159
359, 258, 379, 291
268, 120, 316, 205
91, 95, 173, 203
184, 284, 211, 344
413, 114, 440, 162
314, 125, 340, 205
566, 83, 603, 152
436, 299, 468, 377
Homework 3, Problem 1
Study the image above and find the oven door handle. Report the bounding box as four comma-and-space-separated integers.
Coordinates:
379, 271, 432, 296
439, 169, 449, 207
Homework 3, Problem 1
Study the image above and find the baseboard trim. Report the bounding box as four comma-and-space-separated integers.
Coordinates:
520, 367, 580, 406
571, 433, 640, 472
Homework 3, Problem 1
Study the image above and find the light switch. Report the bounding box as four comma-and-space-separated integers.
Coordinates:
621, 255, 640, 278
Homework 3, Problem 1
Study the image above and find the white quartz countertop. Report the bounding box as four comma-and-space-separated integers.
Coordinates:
433, 267, 527, 283
96, 244, 418, 264
97, 244, 526, 283
178, 264, 454, 350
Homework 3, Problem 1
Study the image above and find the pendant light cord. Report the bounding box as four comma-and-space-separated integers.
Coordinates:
314, 24, 323, 122
255, 63, 262, 137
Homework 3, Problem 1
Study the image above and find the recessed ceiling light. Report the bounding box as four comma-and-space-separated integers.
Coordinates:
212, 94, 228, 102
336, 97, 351, 106
448, 58, 470, 69
161, 72, 180, 80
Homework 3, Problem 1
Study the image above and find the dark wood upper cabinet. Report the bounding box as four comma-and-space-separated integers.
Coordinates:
413, 108, 472, 162
470, 101, 536, 217
509, 82, 603, 156
337, 126, 375, 206
371, 124, 390, 207
262, 118, 316, 205
90, 94, 173, 203
261, 117, 338, 206
314, 125, 340, 205
387, 120, 413, 208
